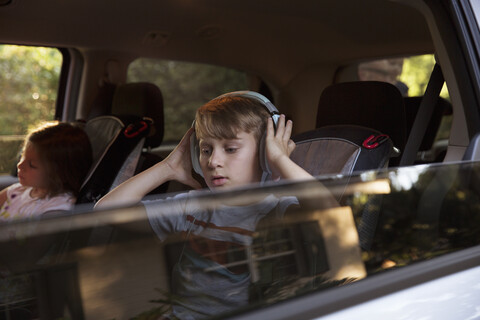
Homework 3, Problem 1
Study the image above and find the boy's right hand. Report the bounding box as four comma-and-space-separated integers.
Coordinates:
96, 128, 202, 209
164, 128, 202, 190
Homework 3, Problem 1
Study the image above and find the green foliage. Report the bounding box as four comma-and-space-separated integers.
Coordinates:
0, 45, 61, 135
399, 54, 434, 96
399, 54, 450, 99
399, 54, 452, 142
127, 59, 247, 142
0, 137, 23, 174
0, 45, 62, 174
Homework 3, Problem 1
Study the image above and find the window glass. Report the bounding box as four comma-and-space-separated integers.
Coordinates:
357, 54, 449, 99
358, 55, 452, 162
127, 59, 248, 143
0, 44, 62, 175
2, 162, 480, 319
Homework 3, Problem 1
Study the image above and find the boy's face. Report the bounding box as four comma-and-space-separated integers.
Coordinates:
198, 130, 263, 190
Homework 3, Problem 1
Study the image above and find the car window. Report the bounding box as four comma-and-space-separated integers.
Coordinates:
2, 161, 480, 319
0, 44, 63, 175
127, 59, 248, 143
358, 54, 452, 163
357, 55, 449, 98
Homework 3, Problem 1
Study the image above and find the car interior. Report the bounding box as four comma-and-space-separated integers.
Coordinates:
0, 0, 471, 187
1, 0, 480, 319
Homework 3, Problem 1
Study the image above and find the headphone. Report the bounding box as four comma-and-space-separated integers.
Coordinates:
190, 91, 280, 181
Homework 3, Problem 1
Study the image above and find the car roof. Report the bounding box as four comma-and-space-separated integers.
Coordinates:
0, 0, 433, 87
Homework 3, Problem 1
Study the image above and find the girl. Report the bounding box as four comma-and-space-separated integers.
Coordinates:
0, 121, 93, 221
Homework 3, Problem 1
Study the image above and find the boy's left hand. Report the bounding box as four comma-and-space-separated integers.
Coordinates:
265, 114, 296, 180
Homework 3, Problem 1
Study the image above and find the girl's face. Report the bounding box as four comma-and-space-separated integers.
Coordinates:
17, 142, 48, 192
199, 130, 263, 190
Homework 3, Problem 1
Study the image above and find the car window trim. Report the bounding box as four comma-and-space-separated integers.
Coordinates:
57, 48, 84, 122
228, 244, 480, 320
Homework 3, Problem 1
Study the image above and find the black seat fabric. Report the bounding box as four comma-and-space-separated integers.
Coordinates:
290, 81, 407, 252
292, 81, 407, 251
316, 81, 406, 154
291, 81, 405, 177
110, 82, 164, 149
78, 82, 166, 204
87, 82, 117, 120
291, 125, 393, 177
78, 115, 151, 204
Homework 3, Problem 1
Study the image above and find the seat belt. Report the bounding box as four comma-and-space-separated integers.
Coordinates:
110, 137, 145, 190
399, 63, 444, 166
77, 118, 152, 204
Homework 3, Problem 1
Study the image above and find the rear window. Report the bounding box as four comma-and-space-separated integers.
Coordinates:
357, 54, 452, 162
127, 59, 248, 143
0, 44, 62, 175
357, 55, 449, 98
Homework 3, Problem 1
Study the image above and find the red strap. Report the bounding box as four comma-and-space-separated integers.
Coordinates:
362, 134, 389, 149
124, 120, 149, 138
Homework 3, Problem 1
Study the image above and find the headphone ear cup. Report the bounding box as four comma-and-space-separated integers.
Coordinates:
258, 132, 271, 175
190, 132, 203, 177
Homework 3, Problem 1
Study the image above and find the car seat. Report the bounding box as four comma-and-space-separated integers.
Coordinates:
291, 81, 406, 177
290, 81, 407, 250
77, 82, 166, 204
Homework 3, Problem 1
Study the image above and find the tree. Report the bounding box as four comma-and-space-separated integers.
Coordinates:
0, 45, 61, 135
0, 45, 62, 172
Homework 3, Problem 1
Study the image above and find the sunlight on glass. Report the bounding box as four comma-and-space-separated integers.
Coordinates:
345, 179, 391, 195
360, 171, 378, 181
388, 165, 428, 191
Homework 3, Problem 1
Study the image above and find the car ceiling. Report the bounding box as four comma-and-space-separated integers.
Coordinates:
0, 0, 433, 85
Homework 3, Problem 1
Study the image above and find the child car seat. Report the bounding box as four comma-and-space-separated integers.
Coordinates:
290, 81, 407, 250
77, 82, 166, 204
291, 81, 405, 177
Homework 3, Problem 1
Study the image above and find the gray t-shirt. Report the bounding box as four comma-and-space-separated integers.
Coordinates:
143, 191, 299, 319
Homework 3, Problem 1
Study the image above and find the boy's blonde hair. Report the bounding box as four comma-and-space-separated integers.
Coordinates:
194, 95, 271, 145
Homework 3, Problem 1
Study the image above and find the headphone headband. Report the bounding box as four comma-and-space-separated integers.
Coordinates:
213, 90, 279, 116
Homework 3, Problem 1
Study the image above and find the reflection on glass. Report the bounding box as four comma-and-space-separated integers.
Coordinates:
1, 162, 480, 319
387, 165, 428, 191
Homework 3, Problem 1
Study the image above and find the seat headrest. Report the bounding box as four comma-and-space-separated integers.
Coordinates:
316, 81, 406, 152
111, 82, 164, 148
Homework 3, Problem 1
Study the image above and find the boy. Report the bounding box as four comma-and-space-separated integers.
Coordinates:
95, 92, 320, 319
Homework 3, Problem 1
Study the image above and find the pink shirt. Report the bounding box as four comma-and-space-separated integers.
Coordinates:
0, 183, 75, 222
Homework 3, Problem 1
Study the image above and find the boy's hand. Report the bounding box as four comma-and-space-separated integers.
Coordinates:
164, 128, 202, 189
96, 128, 202, 209
265, 114, 296, 179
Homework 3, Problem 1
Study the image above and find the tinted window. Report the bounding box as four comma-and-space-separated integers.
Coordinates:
0, 45, 62, 175
2, 162, 480, 319
127, 59, 248, 143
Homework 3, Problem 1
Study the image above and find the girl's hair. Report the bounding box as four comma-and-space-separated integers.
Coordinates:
194, 96, 270, 145
24, 121, 93, 198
